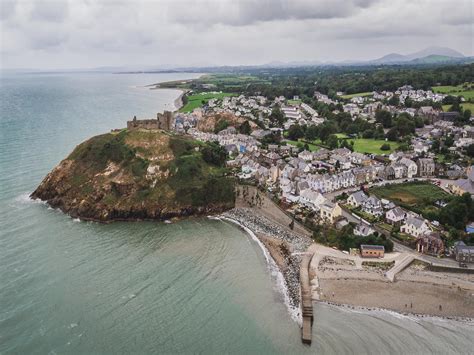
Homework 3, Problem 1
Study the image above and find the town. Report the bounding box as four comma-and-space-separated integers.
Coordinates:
153, 78, 474, 267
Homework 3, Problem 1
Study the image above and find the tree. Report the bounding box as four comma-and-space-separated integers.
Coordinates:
238, 120, 251, 135
327, 134, 339, 149
287, 124, 304, 140
388, 95, 399, 106
386, 128, 398, 141
201, 141, 227, 166
269, 107, 285, 126
466, 143, 474, 158
375, 110, 393, 128
380, 143, 391, 151
214, 119, 229, 133
305, 125, 319, 141
362, 129, 374, 138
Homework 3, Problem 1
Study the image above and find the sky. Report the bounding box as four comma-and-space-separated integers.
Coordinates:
1, 0, 473, 70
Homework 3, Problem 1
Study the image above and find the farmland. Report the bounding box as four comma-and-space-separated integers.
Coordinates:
432, 84, 474, 100
442, 103, 474, 112
370, 182, 450, 215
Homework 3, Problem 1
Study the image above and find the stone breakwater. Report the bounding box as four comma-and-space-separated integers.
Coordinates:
222, 208, 313, 310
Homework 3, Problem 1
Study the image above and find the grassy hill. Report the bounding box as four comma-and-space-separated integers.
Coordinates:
32, 129, 235, 221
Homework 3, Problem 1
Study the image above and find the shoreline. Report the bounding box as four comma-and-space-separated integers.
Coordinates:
313, 254, 474, 319
317, 300, 474, 323
219, 216, 302, 324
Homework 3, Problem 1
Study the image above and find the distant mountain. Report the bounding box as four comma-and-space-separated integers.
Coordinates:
371, 46, 465, 64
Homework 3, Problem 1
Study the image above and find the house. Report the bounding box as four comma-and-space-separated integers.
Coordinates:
320, 202, 342, 224
298, 150, 313, 162
385, 207, 406, 225
453, 241, 474, 263
354, 223, 375, 237
347, 190, 368, 208
416, 232, 445, 256
360, 245, 385, 258
299, 189, 326, 211
361, 196, 383, 216
417, 158, 435, 177
399, 158, 417, 178
401, 216, 430, 237
447, 166, 474, 197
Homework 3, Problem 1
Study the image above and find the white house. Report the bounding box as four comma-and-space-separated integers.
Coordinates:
347, 190, 368, 208
385, 206, 406, 225
299, 189, 326, 211
354, 223, 375, 237
401, 216, 430, 237
361, 196, 384, 216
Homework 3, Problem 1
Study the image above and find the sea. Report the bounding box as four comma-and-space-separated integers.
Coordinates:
0, 72, 472, 354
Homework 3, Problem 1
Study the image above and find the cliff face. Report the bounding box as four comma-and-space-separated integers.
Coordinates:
31, 129, 235, 222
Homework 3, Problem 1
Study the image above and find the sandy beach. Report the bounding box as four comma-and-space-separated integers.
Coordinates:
315, 256, 474, 318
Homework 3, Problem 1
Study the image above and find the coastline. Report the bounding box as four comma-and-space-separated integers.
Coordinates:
219, 216, 302, 324
313, 255, 474, 319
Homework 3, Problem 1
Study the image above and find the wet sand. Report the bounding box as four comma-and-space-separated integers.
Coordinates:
316, 257, 474, 318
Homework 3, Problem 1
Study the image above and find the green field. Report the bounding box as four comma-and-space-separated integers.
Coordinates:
335, 133, 349, 139
370, 182, 450, 210
287, 99, 302, 105
179, 92, 235, 113
286, 140, 320, 152
442, 103, 474, 112
350, 139, 399, 155
432, 84, 474, 100
340, 92, 373, 99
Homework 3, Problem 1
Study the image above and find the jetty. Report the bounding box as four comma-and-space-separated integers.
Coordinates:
300, 252, 314, 345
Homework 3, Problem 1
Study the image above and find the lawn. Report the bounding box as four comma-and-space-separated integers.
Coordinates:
442, 103, 474, 112
340, 92, 373, 99
350, 139, 399, 155
432, 84, 474, 100
286, 139, 320, 152
370, 182, 450, 210
287, 99, 302, 105
179, 92, 235, 113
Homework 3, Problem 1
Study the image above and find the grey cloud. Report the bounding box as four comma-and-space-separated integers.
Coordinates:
0, 0, 17, 20
168, 0, 380, 26
31, 0, 69, 22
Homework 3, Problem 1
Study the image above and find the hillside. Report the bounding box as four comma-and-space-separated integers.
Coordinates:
31, 129, 235, 221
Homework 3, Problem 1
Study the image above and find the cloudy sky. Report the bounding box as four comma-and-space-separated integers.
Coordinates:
1, 0, 472, 69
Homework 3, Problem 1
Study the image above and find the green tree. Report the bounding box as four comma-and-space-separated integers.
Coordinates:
287, 124, 304, 140
305, 125, 319, 141
375, 110, 393, 128
269, 107, 285, 126
380, 143, 391, 151
466, 143, 474, 157
238, 120, 251, 135
201, 141, 227, 166
327, 134, 339, 149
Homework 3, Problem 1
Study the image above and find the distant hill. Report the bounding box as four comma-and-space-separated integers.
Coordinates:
371, 46, 465, 64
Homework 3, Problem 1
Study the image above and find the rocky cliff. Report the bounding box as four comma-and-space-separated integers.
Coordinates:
31, 129, 235, 222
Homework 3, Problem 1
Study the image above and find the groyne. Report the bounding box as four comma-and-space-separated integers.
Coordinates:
300, 252, 314, 345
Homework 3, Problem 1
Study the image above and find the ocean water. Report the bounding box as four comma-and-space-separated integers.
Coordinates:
0, 72, 472, 354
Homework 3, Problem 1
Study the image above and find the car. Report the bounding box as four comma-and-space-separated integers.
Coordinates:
459, 263, 468, 268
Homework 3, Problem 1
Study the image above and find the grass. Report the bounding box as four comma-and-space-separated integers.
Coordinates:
335, 133, 349, 139
349, 139, 399, 155
340, 92, 373, 99
287, 99, 302, 105
286, 139, 320, 152
179, 92, 235, 113
370, 182, 450, 212
442, 103, 474, 112
432, 84, 474, 100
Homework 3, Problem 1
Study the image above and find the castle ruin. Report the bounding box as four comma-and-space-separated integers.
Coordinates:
127, 111, 173, 131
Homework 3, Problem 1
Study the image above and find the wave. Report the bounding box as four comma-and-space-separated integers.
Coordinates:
219, 216, 302, 325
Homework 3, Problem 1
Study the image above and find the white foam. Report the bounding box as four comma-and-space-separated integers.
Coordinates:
221, 217, 302, 325
72, 218, 81, 223
14, 192, 46, 205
